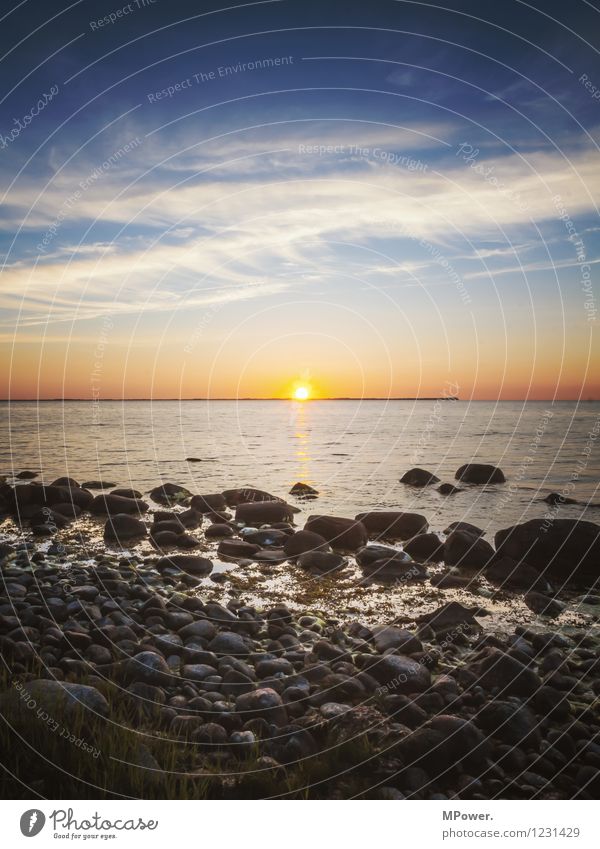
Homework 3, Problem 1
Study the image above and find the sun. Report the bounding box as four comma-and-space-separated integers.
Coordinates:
293, 385, 310, 401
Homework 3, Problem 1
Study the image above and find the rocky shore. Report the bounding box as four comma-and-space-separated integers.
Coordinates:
0, 466, 599, 799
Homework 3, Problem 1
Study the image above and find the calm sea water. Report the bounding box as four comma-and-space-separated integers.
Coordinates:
1, 400, 599, 537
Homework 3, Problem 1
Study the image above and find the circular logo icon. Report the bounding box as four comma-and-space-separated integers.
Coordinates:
20, 810, 46, 837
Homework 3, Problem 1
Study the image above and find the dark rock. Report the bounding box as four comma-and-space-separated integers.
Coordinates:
396, 715, 489, 774
371, 625, 422, 654
400, 467, 440, 487
524, 592, 566, 618
51, 477, 80, 488
223, 487, 284, 507
305, 515, 368, 551
241, 528, 289, 546
283, 530, 330, 557
1, 680, 108, 718
466, 648, 541, 696
355, 511, 428, 540
416, 602, 480, 634
52, 502, 82, 519
494, 519, 600, 587
111, 488, 143, 499
149, 483, 192, 506
485, 556, 550, 592
444, 531, 495, 569
155, 554, 213, 576
217, 539, 261, 559
543, 492, 577, 505
475, 699, 540, 747
125, 651, 174, 686
16, 470, 38, 479
190, 493, 228, 513
80, 480, 116, 489
289, 482, 319, 498
235, 500, 295, 524
366, 654, 431, 692
90, 494, 148, 515
455, 463, 505, 484
403, 533, 444, 562
444, 521, 485, 537
104, 514, 147, 544
356, 544, 399, 567
208, 632, 250, 657
205, 523, 234, 539
235, 688, 287, 725
297, 551, 346, 575
437, 483, 462, 495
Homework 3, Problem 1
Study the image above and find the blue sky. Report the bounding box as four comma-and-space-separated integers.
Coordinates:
0, 0, 598, 398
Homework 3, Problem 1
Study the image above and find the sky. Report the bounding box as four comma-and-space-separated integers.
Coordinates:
0, 0, 598, 400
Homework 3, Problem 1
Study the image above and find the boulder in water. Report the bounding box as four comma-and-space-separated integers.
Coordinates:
455, 463, 505, 484
355, 511, 428, 541
400, 467, 440, 487
305, 515, 368, 551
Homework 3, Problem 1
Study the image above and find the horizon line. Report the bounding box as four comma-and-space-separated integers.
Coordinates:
0, 396, 597, 403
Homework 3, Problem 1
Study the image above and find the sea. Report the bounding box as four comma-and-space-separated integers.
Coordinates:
1, 399, 599, 538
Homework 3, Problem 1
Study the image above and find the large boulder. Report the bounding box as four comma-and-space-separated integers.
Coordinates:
494, 519, 600, 587
104, 513, 147, 544
90, 494, 148, 515
12, 484, 71, 511
400, 468, 440, 487
297, 551, 346, 575
235, 500, 295, 524
455, 463, 505, 484
485, 556, 551, 592
355, 511, 428, 540
149, 483, 192, 506
444, 530, 495, 569
305, 515, 368, 551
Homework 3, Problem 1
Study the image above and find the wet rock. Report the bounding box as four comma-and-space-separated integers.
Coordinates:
205, 523, 234, 539
437, 483, 462, 495
355, 511, 428, 541
149, 483, 192, 506
371, 625, 422, 654
400, 468, 440, 487
297, 551, 346, 575
543, 492, 578, 505
465, 648, 541, 696
475, 699, 541, 747
235, 500, 295, 524
104, 514, 147, 544
283, 529, 330, 557
80, 480, 116, 489
241, 528, 289, 546
361, 554, 426, 583
90, 494, 149, 515
190, 493, 228, 513
235, 687, 287, 725
444, 530, 495, 569
16, 470, 38, 479
217, 539, 261, 559
223, 487, 284, 507
494, 519, 600, 587
2, 680, 108, 719
416, 602, 480, 635
155, 554, 213, 576
125, 651, 174, 687
455, 463, 505, 484
485, 556, 550, 592
111, 488, 143, 499
208, 632, 251, 657
289, 482, 319, 498
366, 653, 431, 692
51, 477, 80, 488
444, 521, 485, 537
403, 533, 444, 562
524, 592, 566, 618
305, 515, 368, 551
